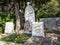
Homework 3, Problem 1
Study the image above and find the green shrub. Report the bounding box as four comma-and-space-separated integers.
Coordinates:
35, 0, 60, 21
0, 27, 2, 34
0, 34, 31, 43
0, 12, 15, 34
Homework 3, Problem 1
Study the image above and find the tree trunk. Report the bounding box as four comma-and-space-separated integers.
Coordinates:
14, 1, 20, 34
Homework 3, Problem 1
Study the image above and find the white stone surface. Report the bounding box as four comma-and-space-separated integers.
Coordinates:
5, 22, 14, 34
0, 41, 6, 45
32, 22, 44, 37
25, 2, 35, 23
24, 2, 35, 31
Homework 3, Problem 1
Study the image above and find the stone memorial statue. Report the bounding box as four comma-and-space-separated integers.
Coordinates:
25, 2, 35, 23
24, 2, 35, 32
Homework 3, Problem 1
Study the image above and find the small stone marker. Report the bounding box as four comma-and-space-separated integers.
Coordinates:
4, 22, 14, 34
44, 18, 56, 29
40, 18, 60, 29
32, 22, 44, 37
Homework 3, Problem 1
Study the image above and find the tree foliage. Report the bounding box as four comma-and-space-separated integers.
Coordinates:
35, 0, 60, 20
0, 0, 60, 32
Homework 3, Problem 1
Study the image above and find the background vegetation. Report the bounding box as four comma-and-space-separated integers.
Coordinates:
0, 0, 60, 33
35, 0, 60, 20
0, 12, 15, 33
0, 0, 60, 43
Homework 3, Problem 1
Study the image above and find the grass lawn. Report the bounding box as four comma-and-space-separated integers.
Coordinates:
0, 34, 31, 43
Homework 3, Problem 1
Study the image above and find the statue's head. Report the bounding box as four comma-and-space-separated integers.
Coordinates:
27, 2, 31, 5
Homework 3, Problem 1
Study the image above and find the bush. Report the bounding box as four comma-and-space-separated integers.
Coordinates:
35, 0, 60, 21
0, 12, 15, 33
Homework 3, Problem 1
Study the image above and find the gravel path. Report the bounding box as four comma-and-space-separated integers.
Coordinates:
0, 41, 22, 45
